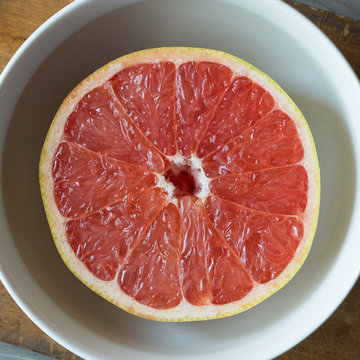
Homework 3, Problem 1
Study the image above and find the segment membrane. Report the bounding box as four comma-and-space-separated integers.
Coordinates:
110, 62, 177, 155
52, 142, 157, 218
176, 61, 233, 156
206, 196, 303, 283
64, 84, 165, 172
210, 165, 308, 216
197, 76, 275, 158
65, 188, 166, 281
181, 201, 253, 305
202, 110, 304, 177
118, 204, 182, 309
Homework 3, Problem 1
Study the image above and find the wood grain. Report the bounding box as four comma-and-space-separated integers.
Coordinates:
293, 0, 360, 20
0, 1, 359, 359
284, 0, 360, 78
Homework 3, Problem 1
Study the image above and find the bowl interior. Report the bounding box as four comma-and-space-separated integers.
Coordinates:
0, 0, 357, 359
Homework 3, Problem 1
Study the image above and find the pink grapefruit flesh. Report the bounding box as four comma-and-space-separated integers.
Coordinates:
40, 47, 320, 321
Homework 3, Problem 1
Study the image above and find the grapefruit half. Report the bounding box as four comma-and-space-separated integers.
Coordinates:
39, 47, 320, 321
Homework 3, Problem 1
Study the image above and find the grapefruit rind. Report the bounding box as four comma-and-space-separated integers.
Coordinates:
39, 47, 320, 321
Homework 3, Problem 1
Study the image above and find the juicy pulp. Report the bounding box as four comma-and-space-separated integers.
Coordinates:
45, 54, 315, 313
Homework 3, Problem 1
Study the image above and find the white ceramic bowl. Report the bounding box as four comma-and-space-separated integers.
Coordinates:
1, 1, 359, 359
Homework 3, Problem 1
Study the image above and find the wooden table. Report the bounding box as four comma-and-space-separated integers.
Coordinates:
0, 1, 359, 359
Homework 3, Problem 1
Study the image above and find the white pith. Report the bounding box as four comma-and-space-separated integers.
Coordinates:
160, 154, 211, 205
190, 155, 211, 201
156, 173, 177, 205
39, 47, 320, 321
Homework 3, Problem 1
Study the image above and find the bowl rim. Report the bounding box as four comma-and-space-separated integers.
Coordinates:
0, 0, 360, 359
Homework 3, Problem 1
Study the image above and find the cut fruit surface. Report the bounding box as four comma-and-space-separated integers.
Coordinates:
40, 47, 320, 321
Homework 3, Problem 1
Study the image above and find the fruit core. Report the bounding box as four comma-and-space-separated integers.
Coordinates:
163, 157, 209, 200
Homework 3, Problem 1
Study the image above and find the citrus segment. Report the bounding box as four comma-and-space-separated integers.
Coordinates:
180, 200, 210, 306
181, 200, 253, 306
197, 76, 275, 158
176, 62, 232, 156
52, 142, 157, 218
110, 62, 177, 155
64, 84, 165, 172
206, 196, 303, 283
179, 195, 198, 219
202, 109, 305, 177
209, 165, 308, 215
118, 203, 182, 309
65, 188, 166, 281
40, 47, 320, 321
